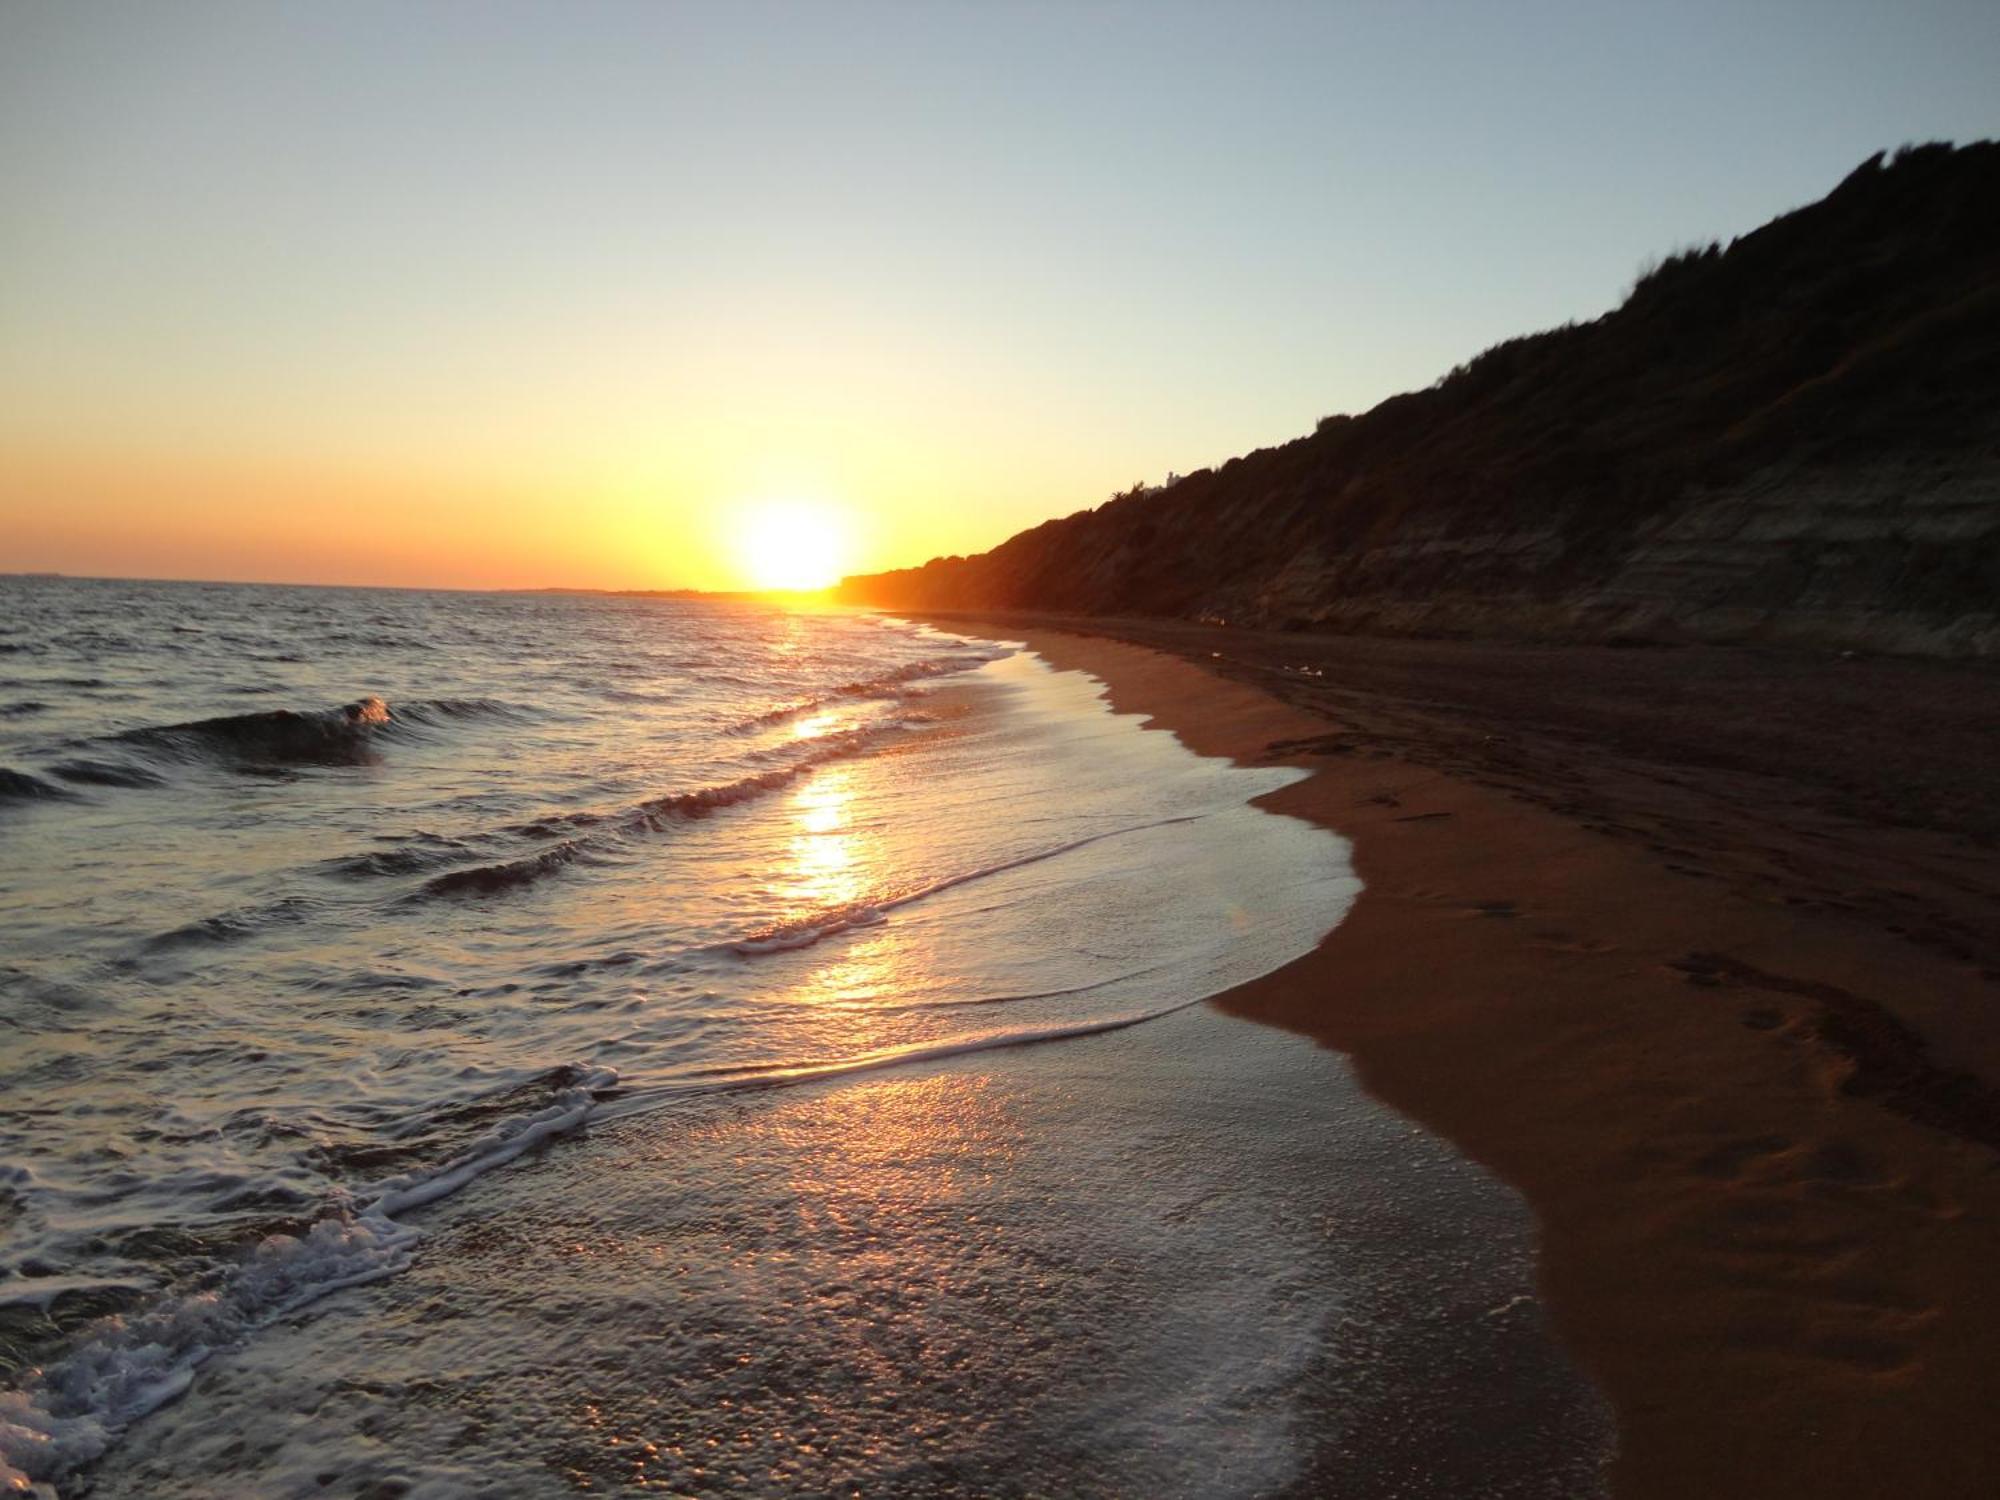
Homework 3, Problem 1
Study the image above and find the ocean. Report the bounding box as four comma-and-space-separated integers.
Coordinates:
0, 578, 1608, 1497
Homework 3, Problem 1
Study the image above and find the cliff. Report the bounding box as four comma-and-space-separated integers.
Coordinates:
839, 143, 2000, 655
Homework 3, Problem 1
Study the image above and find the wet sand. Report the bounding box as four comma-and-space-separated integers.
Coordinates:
924, 614, 2000, 1500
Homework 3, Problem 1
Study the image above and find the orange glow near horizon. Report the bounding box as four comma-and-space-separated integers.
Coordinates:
0, 444, 947, 592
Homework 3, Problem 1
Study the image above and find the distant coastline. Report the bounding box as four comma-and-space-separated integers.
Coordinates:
519, 585, 834, 602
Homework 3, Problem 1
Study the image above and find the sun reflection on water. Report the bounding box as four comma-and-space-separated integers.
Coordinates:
778, 1071, 1018, 1219
781, 768, 862, 904
790, 710, 839, 740
766, 766, 900, 1023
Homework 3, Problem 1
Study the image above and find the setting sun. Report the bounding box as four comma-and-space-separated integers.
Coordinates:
734, 499, 853, 592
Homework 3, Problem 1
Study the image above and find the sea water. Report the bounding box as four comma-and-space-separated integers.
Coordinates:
0, 578, 1608, 1496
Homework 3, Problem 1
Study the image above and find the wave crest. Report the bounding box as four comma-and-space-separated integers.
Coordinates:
420, 840, 586, 898
107, 696, 393, 768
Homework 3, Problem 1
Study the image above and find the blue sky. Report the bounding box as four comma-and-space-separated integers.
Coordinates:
2, 1, 1995, 586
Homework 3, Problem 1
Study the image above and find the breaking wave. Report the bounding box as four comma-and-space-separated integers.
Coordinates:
13, 697, 532, 803
106, 695, 395, 767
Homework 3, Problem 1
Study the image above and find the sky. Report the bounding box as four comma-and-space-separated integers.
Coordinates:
2, 0, 1996, 590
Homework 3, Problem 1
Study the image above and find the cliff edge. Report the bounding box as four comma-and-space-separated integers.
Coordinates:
840, 143, 2000, 656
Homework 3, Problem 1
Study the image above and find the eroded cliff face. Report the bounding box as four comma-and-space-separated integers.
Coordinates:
1208, 460, 2000, 655
841, 144, 2000, 657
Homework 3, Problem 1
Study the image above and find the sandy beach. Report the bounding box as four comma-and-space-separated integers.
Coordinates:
926, 614, 2000, 1500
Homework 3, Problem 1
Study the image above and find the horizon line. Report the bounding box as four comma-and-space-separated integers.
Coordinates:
0, 569, 848, 601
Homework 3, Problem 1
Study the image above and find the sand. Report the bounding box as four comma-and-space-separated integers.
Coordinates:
924, 615, 2000, 1500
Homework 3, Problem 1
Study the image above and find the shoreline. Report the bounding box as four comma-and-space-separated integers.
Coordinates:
931, 616, 2000, 1500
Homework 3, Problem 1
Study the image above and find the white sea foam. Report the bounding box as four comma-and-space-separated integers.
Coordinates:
1, 1215, 419, 1494
0, 1065, 627, 1494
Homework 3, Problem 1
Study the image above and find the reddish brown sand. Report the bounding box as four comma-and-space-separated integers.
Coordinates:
927, 615, 2000, 1500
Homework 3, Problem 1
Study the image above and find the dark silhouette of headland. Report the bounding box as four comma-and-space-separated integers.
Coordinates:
842, 142, 2000, 657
